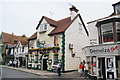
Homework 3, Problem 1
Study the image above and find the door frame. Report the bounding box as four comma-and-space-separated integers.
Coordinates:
105, 56, 116, 79
97, 57, 106, 79
42, 55, 48, 70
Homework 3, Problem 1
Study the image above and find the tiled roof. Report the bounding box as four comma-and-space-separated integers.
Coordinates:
49, 14, 89, 36
49, 17, 71, 35
2, 32, 28, 46
44, 16, 57, 27
36, 14, 89, 36
28, 32, 37, 40
112, 1, 120, 6
87, 13, 118, 24
36, 16, 57, 29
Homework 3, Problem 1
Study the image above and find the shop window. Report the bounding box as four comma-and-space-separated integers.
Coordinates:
116, 22, 120, 41
92, 57, 97, 75
107, 58, 113, 69
101, 23, 114, 43
53, 54, 58, 65
116, 56, 120, 78
86, 56, 97, 75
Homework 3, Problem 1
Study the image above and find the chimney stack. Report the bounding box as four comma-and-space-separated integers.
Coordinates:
69, 5, 79, 20
12, 32, 14, 36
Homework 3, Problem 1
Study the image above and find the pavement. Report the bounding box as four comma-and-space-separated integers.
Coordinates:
0, 65, 84, 78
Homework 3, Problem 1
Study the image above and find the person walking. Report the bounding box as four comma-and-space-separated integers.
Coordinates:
57, 63, 62, 76
78, 61, 83, 77
84, 62, 89, 78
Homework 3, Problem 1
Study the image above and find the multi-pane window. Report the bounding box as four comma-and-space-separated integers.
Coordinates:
39, 23, 47, 32
116, 22, 120, 41
101, 23, 113, 43
53, 54, 58, 65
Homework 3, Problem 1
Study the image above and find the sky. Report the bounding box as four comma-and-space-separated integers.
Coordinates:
0, 0, 120, 37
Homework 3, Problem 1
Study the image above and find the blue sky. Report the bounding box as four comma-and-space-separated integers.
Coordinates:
0, 0, 119, 37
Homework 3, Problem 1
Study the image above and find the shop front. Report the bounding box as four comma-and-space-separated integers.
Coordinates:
14, 53, 27, 67
28, 46, 61, 71
83, 42, 120, 79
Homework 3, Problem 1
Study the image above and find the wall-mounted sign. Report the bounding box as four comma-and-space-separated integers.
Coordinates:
83, 44, 119, 56
89, 45, 118, 53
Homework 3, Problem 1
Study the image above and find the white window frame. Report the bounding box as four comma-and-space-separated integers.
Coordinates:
101, 23, 114, 43
39, 23, 47, 32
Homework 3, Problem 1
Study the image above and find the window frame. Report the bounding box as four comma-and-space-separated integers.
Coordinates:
101, 23, 114, 43
39, 23, 47, 32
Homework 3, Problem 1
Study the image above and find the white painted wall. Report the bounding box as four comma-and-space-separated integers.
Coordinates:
70, 11, 78, 20
36, 18, 63, 66
37, 19, 55, 46
65, 16, 90, 71
37, 19, 63, 54
87, 22, 99, 45
15, 42, 28, 57
29, 39, 37, 49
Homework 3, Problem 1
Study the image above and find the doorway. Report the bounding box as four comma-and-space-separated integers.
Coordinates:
98, 57, 106, 79
43, 59, 47, 70
19, 57, 22, 67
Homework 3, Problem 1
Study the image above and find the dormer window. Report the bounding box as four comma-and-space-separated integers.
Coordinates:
39, 23, 47, 32
114, 4, 120, 14
101, 22, 114, 43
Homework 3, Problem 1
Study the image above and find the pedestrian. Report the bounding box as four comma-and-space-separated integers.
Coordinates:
82, 60, 85, 75
78, 61, 83, 77
84, 62, 89, 78
57, 63, 62, 76
13, 60, 17, 67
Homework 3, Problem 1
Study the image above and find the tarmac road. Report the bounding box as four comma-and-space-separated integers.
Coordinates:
1, 67, 97, 80
2, 67, 42, 78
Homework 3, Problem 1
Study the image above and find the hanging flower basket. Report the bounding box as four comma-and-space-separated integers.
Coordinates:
52, 49, 58, 53
29, 46, 60, 53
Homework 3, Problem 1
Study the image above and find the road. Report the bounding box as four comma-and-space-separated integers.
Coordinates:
2, 67, 42, 78
1, 67, 96, 80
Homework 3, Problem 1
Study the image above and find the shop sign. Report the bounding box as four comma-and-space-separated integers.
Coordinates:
89, 45, 118, 54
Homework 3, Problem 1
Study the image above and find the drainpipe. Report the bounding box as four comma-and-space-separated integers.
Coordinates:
61, 32, 65, 72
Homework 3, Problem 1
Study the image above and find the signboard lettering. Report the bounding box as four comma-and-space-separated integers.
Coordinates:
90, 46, 118, 54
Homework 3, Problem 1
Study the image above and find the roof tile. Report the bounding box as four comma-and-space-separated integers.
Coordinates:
2, 32, 28, 45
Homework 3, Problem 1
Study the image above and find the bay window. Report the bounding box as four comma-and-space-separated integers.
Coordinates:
101, 23, 114, 43
116, 22, 120, 41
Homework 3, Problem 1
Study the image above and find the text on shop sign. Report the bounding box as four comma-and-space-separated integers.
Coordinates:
90, 46, 118, 53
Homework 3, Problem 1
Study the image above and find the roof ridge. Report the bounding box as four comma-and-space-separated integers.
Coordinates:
2, 32, 25, 38
44, 16, 57, 22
